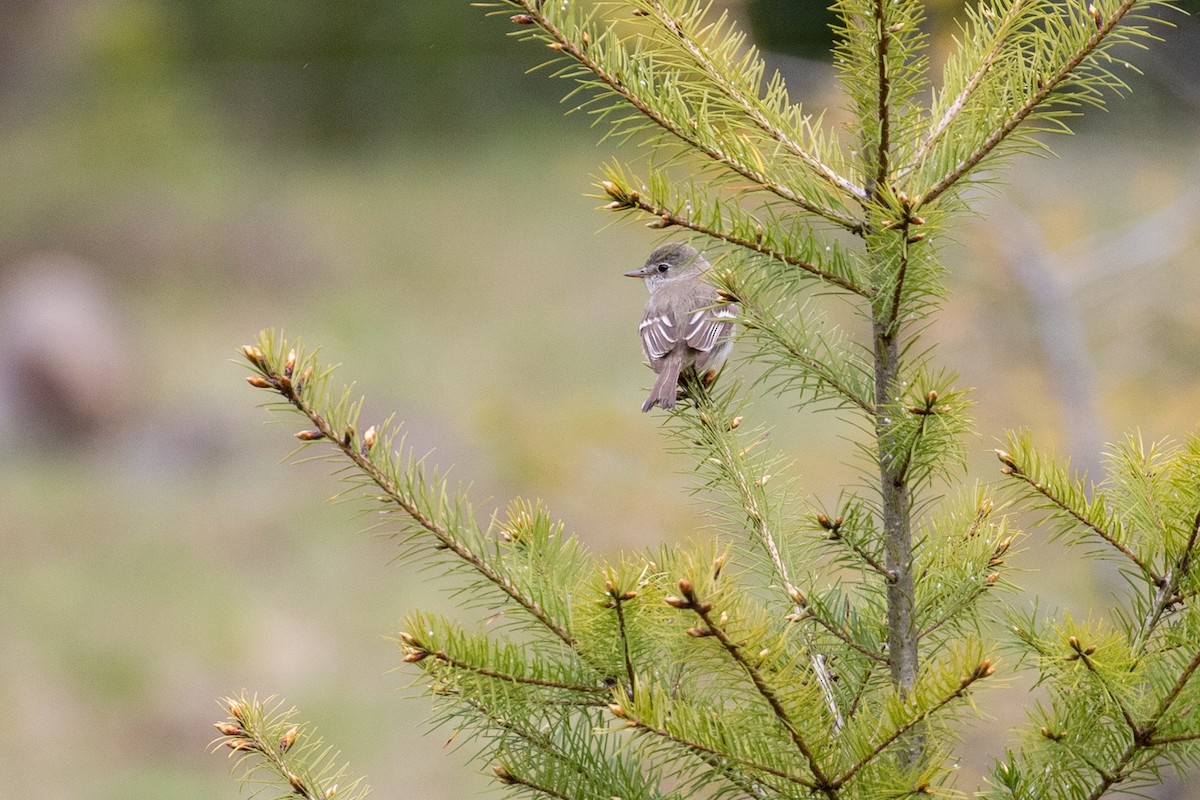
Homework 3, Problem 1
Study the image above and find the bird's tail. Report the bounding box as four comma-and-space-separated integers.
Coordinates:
642, 354, 684, 412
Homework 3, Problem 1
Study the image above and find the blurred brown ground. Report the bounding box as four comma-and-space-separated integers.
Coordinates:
1, 2, 1199, 798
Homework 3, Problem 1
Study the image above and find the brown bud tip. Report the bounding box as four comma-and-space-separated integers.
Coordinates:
1068, 635, 1079, 648
510, 13, 534, 24
402, 651, 428, 663
718, 611, 728, 625
603, 201, 625, 210
547, 41, 564, 50
1084, 645, 1096, 656
664, 595, 688, 609
685, 626, 711, 637
888, 21, 904, 32
910, 215, 926, 226
816, 513, 831, 529
607, 703, 626, 718
227, 699, 245, 720
757, 648, 770, 659
493, 765, 516, 784
284, 348, 297, 377
621, 590, 637, 600
994, 537, 1012, 556
789, 586, 806, 606
362, 425, 378, 450
225, 738, 255, 751
241, 345, 265, 365
581, 31, 590, 46
325, 785, 338, 799
730, 415, 743, 430
397, 631, 418, 646
279, 725, 298, 753
994, 449, 1016, 468
678, 578, 694, 598
604, 578, 617, 593
294, 430, 325, 441
288, 772, 305, 792
907, 232, 926, 244
245, 375, 272, 389
631, 7, 649, 15
986, 572, 999, 585
300, 365, 314, 385
214, 722, 242, 737
925, 389, 938, 404
600, 180, 620, 198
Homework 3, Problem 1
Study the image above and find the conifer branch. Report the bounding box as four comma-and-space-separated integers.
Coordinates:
669, 579, 839, 798
816, 512, 894, 581
398, 633, 607, 699
914, 0, 1027, 168
844, 662, 878, 722
599, 180, 870, 296
241, 340, 578, 649
614, 705, 818, 792
685, 387, 846, 728
871, 0, 892, 195
491, 765, 574, 800
638, 1, 869, 206
735, 291, 877, 415
802, 611, 890, 665
831, 657, 995, 788
917, 581, 991, 642
606, 579, 639, 697
995, 447, 1163, 586
211, 695, 368, 800
1133, 507, 1200, 654
502, 1, 862, 230
917, 0, 1150, 210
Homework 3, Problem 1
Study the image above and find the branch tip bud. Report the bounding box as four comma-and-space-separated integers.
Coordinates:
279, 725, 298, 753
510, 13, 534, 24
241, 345, 265, 366
284, 348, 297, 378
245, 375, 273, 389
227, 699, 245, 720
294, 430, 325, 441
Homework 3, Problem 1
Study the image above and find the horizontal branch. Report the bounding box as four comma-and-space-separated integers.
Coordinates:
615, 705, 817, 791
832, 658, 994, 788
243, 344, 578, 649
997, 448, 1162, 586
601, 181, 870, 296
509, 2, 863, 229
641, 1, 868, 205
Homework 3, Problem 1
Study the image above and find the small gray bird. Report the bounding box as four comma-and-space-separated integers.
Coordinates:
625, 243, 736, 412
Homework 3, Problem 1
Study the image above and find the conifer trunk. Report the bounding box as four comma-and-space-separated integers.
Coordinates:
873, 313, 920, 761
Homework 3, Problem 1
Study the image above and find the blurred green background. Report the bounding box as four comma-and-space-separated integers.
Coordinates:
2, 1, 1200, 798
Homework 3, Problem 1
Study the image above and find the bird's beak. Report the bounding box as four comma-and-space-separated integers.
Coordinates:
623, 267, 648, 279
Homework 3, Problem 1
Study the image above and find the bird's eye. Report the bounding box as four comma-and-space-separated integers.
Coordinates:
657, 263, 669, 273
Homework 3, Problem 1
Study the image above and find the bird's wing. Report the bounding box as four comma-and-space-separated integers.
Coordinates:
682, 304, 737, 353
639, 311, 678, 362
